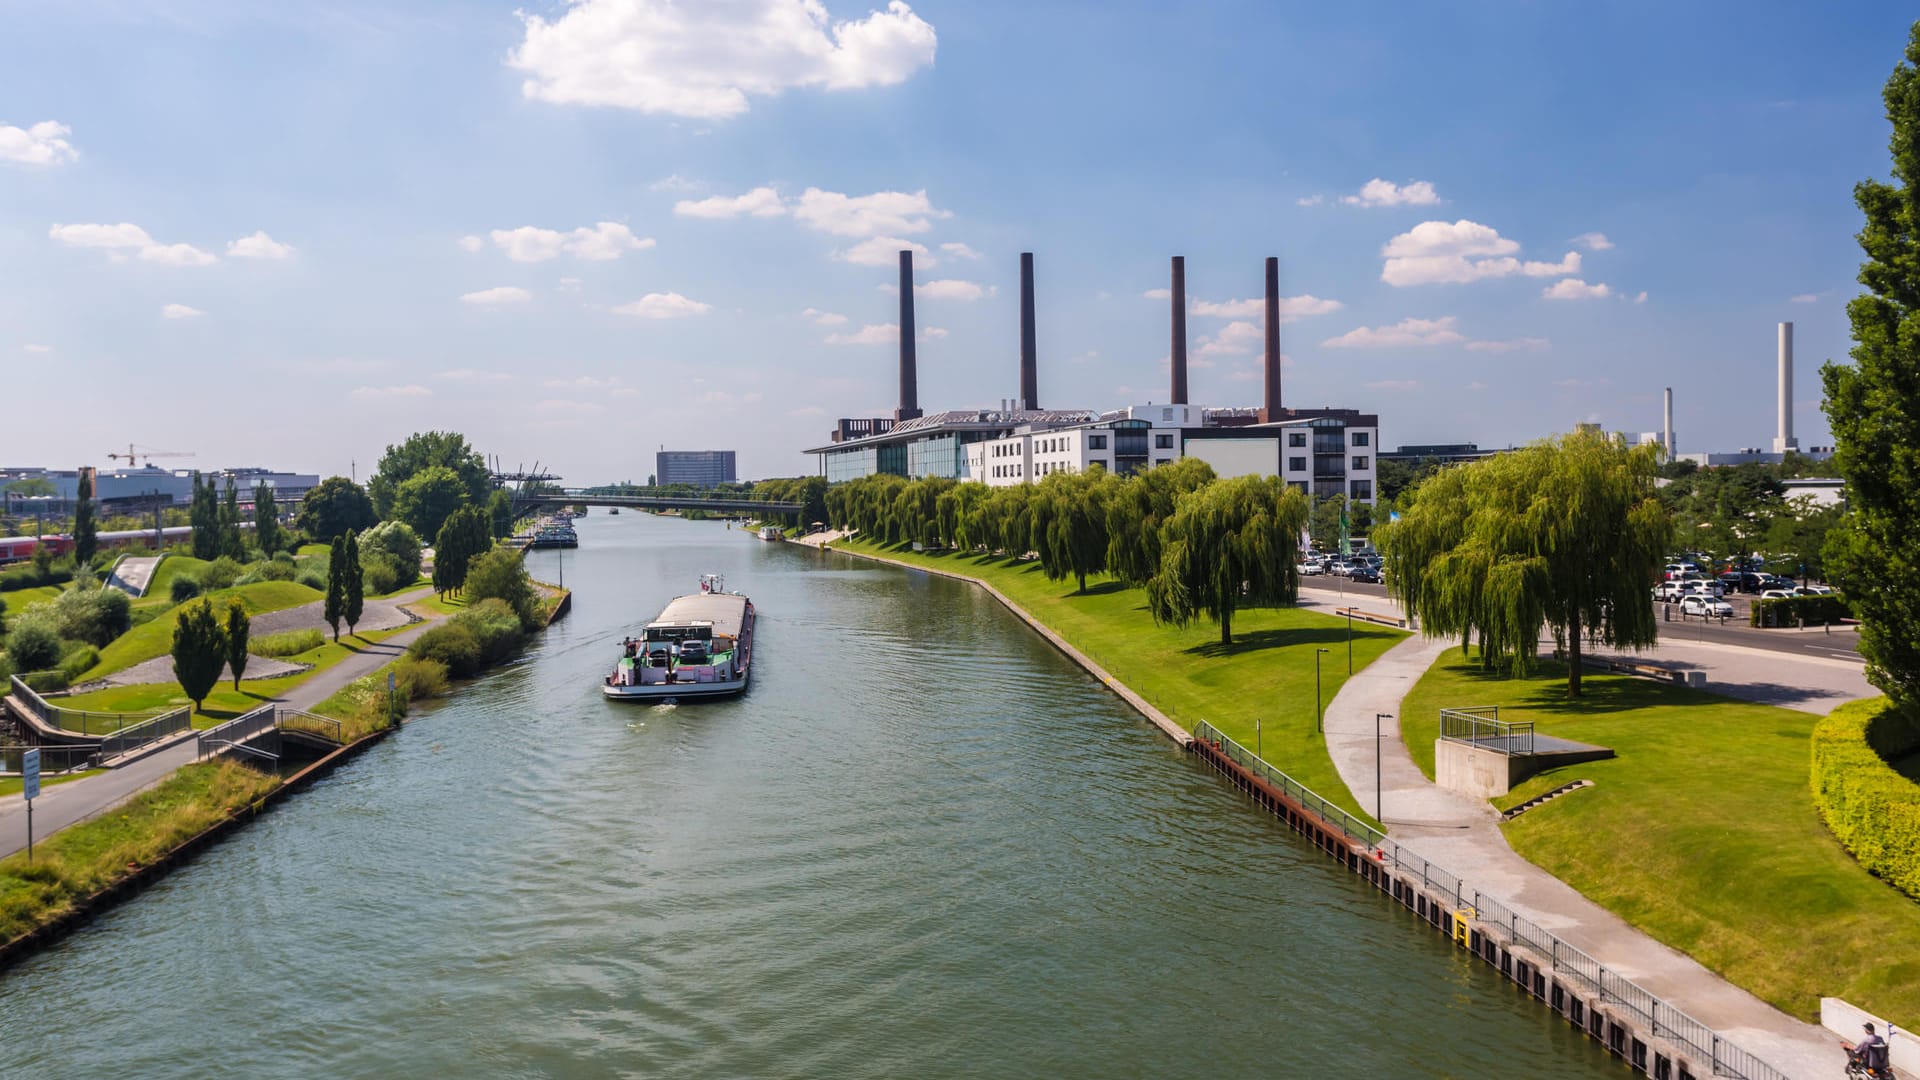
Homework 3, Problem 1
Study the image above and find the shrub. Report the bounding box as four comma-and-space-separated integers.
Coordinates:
251, 628, 325, 658
5, 622, 62, 672
391, 655, 449, 699
406, 599, 527, 678
20, 669, 69, 694
1750, 594, 1852, 627
361, 554, 401, 597
294, 567, 327, 591
248, 559, 297, 582
463, 547, 538, 628
358, 521, 423, 585
199, 556, 243, 591
171, 574, 203, 602
407, 621, 482, 677
0, 559, 73, 593
58, 643, 100, 682
1812, 697, 1920, 901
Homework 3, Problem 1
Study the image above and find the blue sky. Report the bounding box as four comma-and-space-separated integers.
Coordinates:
1, 1, 1910, 482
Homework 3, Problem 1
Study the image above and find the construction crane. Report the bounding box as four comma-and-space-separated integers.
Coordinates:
106, 444, 196, 468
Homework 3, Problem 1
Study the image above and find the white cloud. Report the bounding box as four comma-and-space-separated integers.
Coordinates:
802, 307, 848, 326
675, 186, 788, 219
1464, 337, 1550, 353
1380, 220, 1579, 286
826, 323, 897, 345
227, 231, 294, 259
920, 326, 947, 340
1790, 293, 1819, 304
1295, 194, 1325, 207
487, 222, 653, 262
1191, 294, 1343, 320
558, 276, 582, 291
1542, 278, 1612, 301
510, 0, 938, 120
1572, 232, 1614, 251
544, 375, 623, 390
49, 222, 217, 266
22, 344, 51, 353
612, 291, 712, 318
458, 234, 485, 253
460, 286, 533, 305
1341, 178, 1442, 207
1322, 316, 1464, 348
352, 385, 433, 400
160, 303, 204, 320
1196, 320, 1265, 359
1365, 379, 1422, 391
837, 236, 930, 267
1634, 290, 1648, 304
1142, 288, 1172, 300
940, 241, 982, 260
438, 368, 513, 382
915, 279, 988, 301
0, 120, 78, 166
794, 187, 948, 236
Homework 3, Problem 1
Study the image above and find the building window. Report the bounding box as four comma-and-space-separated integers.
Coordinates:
1352, 432, 1370, 447
1289, 456, 1307, 472
1088, 434, 1107, 450
1352, 455, 1369, 471
1351, 479, 1374, 500
1289, 432, 1306, 447
1162, 408, 1173, 421
1155, 434, 1174, 449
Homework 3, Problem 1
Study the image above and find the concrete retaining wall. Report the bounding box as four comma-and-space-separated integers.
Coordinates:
1822, 998, 1916, 1074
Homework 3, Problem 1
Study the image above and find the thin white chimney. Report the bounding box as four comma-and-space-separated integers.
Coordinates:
1663, 387, 1674, 460
1774, 322, 1798, 454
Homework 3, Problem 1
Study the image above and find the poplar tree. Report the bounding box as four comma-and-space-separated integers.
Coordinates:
171, 598, 226, 712
1147, 475, 1309, 645
253, 481, 282, 555
73, 468, 97, 568
1823, 21, 1920, 708
191, 472, 219, 559
220, 477, 246, 558
344, 532, 365, 634
223, 597, 250, 690
325, 535, 347, 641
1379, 429, 1670, 695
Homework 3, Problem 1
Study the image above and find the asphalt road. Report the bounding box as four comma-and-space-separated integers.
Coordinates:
1305, 574, 1864, 663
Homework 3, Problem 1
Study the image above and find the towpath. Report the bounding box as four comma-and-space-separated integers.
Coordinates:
0, 592, 451, 860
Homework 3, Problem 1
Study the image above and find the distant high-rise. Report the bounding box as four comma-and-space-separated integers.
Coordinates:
656, 450, 737, 488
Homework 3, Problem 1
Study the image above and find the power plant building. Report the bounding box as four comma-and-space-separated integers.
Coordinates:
805, 252, 1381, 502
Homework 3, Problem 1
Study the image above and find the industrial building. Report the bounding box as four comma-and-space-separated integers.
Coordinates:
0, 465, 320, 515
805, 251, 1380, 502
655, 449, 738, 488
1671, 322, 1834, 467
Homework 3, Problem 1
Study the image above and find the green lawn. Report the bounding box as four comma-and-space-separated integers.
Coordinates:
1401, 651, 1920, 1023
0, 771, 100, 798
405, 592, 467, 617
144, 554, 207, 597
0, 585, 64, 613
79, 581, 321, 681
837, 538, 1406, 823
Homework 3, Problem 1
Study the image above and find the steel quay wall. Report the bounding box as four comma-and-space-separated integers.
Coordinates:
1188, 724, 1790, 1080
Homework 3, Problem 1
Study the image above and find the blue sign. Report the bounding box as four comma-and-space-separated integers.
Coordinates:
21, 748, 40, 801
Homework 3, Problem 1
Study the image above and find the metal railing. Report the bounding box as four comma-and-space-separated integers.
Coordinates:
197, 705, 279, 762
276, 709, 343, 744
1189, 721, 1789, 1080
1439, 705, 1535, 755
8, 675, 172, 737
93, 707, 191, 762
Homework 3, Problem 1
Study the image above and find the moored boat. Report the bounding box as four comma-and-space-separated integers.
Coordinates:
603, 574, 755, 701
757, 525, 783, 541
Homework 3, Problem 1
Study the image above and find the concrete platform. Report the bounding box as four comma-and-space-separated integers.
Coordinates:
1436, 735, 1615, 798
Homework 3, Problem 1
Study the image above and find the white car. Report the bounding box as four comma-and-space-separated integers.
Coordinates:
1681, 595, 1734, 618
1757, 589, 1796, 601
1297, 561, 1324, 576
1326, 561, 1352, 576
1796, 585, 1834, 596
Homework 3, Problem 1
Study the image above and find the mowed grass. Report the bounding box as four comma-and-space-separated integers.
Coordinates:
0, 585, 65, 613
79, 580, 321, 680
0, 760, 279, 944
1400, 651, 1920, 1022
837, 538, 1406, 823
0, 771, 100, 797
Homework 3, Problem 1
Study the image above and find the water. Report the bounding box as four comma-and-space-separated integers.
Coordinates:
0, 513, 1619, 1077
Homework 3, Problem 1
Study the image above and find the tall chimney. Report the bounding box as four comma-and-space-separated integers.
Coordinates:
1019, 252, 1038, 410
1774, 322, 1797, 453
896, 250, 921, 421
1262, 256, 1282, 422
1663, 387, 1674, 460
1170, 255, 1189, 405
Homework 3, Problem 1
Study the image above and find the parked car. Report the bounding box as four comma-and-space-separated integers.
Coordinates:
1326, 560, 1352, 576
1757, 589, 1797, 601
1680, 595, 1734, 618
1654, 581, 1688, 603
1348, 565, 1382, 584
1297, 561, 1324, 576
1795, 584, 1834, 596
1681, 580, 1726, 599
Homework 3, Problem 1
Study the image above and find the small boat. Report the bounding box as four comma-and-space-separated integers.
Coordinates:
603, 574, 755, 701
757, 525, 783, 541
608, 508, 621, 515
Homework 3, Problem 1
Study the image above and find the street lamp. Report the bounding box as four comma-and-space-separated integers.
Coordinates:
1315, 648, 1331, 733
1376, 713, 1393, 820
1346, 609, 1354, 674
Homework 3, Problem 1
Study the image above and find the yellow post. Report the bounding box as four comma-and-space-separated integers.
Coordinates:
1452, 908, 1475, 948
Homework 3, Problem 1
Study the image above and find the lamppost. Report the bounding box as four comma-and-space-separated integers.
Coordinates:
1346, 610, 1354, 674
1315, 647, 1331, 733
1376, 712, 1393, 819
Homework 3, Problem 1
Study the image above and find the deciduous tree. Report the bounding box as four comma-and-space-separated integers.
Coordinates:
369, 431, 490, 521
171, 598, 226, 712
190, 472, 220, 559
223, 597, 250, 690
344, 532, 365, 634
220, 476, 246, 559
394, 465, 470, 541
253, 481, 282, 555
297, 477, 377, 543
325, 535, 347, 641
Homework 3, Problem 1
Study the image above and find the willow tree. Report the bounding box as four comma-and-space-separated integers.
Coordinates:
1105, 457, 1215, 584
1036, 469, 1112, 593
1379, 429, 1670, 695
1147, 474, 1308, 645
1822, 22, 1920, 709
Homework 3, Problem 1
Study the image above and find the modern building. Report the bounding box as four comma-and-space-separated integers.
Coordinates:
655, 450, 738, 488
806, 251, 1381, 502
1376, 443, 1506, 466
0, 465, 320, 514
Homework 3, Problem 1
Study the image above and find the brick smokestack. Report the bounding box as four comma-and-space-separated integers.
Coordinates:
896, 249, 921, 421
1262, 256, 1282, 421
1170, 255, 1189, 405
1019, 252, 1038, 410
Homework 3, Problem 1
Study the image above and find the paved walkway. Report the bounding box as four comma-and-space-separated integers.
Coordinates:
99, 588, 426, 688
0, 591, 448, 861
1319, 633, 1845, 1080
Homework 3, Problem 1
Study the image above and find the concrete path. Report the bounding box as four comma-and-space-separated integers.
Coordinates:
106, 655, 307, 689
0, 593, 448, 861
104, 555, 164, 597
1319, 634, 1845, 1080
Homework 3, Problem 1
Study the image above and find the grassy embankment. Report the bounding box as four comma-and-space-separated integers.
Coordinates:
0, 760, 279, 944
1400, 651, 1920, 1023
0, 772, 99, 797
0, 586, 65, 613
80, 580, 321, 682
834, 537, 1406, 822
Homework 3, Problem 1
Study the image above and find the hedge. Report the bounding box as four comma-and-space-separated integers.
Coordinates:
1812, 697, 1920, 901
1751, 594, 1851, 628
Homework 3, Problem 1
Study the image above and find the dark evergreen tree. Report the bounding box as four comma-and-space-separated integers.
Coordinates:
223, 597, 250, 690
190, 472, 220, 559
344, 532, 365, 634
170, 598, 227, 712
253, 481, 282, 555
73, 468, 97, 568
220, 477, 246, 559
325, 535, 347, 641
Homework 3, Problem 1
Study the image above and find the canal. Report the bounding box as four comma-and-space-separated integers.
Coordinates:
0, 512, 1618, 1077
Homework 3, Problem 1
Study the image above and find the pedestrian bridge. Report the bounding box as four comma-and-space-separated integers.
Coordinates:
513, 492, 804, 515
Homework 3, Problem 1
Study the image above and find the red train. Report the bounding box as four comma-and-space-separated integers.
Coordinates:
0, 525, 201, 566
